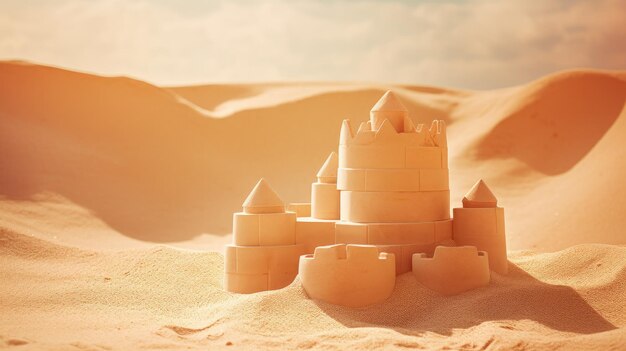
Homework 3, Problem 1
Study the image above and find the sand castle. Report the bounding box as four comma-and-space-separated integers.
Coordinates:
224, 91, 508, 306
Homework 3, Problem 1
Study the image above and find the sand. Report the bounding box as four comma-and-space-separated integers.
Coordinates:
1, 61, 625, 350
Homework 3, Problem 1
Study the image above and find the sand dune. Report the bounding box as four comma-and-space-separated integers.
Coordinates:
1, 61, 626, 349
0, 61, 463, 247
2, 62, 625, 250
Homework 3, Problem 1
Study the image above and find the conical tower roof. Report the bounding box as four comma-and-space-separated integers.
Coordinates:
371, 90, 408, 112
462, 179, 497, 208
242, 178, 285, 214
316, 151, 338, 183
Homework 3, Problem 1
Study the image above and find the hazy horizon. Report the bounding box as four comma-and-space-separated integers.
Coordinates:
1, 0, 625, 89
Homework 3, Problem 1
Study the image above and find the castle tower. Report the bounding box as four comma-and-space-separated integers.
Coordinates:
452, 180, 508, 274
311, 151, 340, 220
291, 152, 341, 254
224, 179, 305, 293
335, 91, 453, 274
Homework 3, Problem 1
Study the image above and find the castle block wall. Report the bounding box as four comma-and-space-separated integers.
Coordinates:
298, 244, 396, 307
340, 190, 450, 223
295, 217, 337, 253
412, 246, 490, 295
334, 219, 455, 274
224, 244, 307, 293
338, 119, 450, 225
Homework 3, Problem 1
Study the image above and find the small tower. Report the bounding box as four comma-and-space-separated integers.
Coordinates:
311, 152, 340, 220
225, 179, 305, 293
452, 180, 508, 274
370, 90, 409, 133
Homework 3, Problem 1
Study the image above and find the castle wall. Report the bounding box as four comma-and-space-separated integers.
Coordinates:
299, 244, 396, 307
224, 244, 306, 293
311, 182, 340, 219
337, 119, 450, 224
340, 190, 450, 223
295, 217, 336, 253
412, 246, 490, 295
338, 168, 449, 192
335, 219, 454, 274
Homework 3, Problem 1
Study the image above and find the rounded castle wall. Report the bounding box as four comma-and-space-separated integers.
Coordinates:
337, 119, 450, 224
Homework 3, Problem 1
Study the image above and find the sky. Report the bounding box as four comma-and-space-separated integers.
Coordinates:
0, 0, 625, 89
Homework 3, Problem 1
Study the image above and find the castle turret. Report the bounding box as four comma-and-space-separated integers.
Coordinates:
335, 91, 453, 274
311, 152, 340, 220
225, 179, 305, 293
452, 180, 508, 274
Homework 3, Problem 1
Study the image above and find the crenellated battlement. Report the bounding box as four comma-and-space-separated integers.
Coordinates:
307, 243, 392, 263
299, 244, 396, 307
412, 246, 490, 295
340, 118, 448, 148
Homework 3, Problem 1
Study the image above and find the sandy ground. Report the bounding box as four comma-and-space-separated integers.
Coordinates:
1, 61, 625, 350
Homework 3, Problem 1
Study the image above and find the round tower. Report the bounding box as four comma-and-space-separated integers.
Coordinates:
335, 91, 452, 274
452, 179, 508, 274
225, 178, 305, 293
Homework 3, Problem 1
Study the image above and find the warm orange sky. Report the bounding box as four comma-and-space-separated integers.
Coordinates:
1, 0, 625, 89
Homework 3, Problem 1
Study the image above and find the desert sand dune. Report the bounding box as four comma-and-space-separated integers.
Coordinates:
474, 70, 626, 175
1, 61, 626, 349
2, 62, 625, 249
0, 61, 460, 246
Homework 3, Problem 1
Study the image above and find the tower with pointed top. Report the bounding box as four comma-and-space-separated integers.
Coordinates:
311, 151, 340, 220
334, 90, 452, 274
453, 179, 508, 274
224, 178, 305, 293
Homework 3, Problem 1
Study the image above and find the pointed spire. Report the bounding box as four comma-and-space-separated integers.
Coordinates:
339, 119, 354, 145
462, 179, 498, 208
371, 90, 408, 112
242, 178, 285, 214
316, 151, 338, 184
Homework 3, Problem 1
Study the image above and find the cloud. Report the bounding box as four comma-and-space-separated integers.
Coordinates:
0, 0, 624, 89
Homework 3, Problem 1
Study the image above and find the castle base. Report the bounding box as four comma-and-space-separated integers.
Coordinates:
334, 220, 455, 274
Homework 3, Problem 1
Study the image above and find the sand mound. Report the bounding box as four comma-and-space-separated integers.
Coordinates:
1, 229, 625, 349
